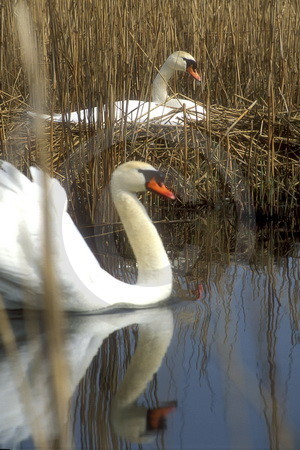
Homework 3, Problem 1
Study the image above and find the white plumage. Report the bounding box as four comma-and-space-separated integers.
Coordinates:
0, 160, 175, 311
27, 51, 205, 126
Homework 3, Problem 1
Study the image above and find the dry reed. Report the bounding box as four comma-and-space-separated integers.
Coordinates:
1, 2, 72, 448
0, 0, 299, 222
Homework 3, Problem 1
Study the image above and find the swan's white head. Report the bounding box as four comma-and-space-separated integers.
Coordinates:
110, 161, 175, 199
165, 51, 201, 82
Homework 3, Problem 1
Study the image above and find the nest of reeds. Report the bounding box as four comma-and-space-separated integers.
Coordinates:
59, 98, 300, 219
0, 93, 299, 221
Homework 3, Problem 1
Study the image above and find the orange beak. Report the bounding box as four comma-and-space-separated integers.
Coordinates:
146, 178, 176, 200
186, 65, 201, 82
147, 403, 177, 430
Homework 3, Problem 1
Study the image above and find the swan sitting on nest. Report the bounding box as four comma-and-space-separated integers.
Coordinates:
27, 51, 205, 126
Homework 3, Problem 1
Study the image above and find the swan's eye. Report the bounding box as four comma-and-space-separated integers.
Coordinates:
184, 58, 201, 82
138, 168, 175, 199
138, 169, 164, 185
183, 57, 197, 70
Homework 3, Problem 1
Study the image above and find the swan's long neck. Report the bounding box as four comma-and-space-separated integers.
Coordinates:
111, 311, 174, 441
151, 62, 175, 104
111, 187, 171, 287
113, 313, 174, 407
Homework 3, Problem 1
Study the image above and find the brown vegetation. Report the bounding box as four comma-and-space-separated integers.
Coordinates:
0, 0, 299, 220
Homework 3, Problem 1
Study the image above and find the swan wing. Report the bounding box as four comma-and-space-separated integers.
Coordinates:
0, 162, 45, 301
27, 100, 204, 126
27, 107, 99, 123
165, 98, 206, 119
0, 162, 125, 309
114, 100, 187, 125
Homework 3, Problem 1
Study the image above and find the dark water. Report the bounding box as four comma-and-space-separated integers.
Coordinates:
0, 209, 299, 449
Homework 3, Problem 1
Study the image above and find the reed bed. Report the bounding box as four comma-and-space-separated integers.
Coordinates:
1, 0, 299, 222
1, 96, 299, 221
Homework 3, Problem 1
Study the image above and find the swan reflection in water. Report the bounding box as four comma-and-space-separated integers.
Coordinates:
0, 304, 175, 448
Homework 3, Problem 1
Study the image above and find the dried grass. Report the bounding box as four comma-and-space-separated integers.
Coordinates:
0, 0, 299, 220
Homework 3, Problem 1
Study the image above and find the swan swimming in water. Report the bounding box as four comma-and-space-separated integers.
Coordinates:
0, 160, 175, 311
27, 51, 205, 126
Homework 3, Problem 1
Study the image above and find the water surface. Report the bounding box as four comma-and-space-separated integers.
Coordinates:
0, 209, 299, 449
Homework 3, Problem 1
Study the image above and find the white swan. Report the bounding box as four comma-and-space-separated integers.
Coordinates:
0, 160, 175, 311
27, 51, 205, 125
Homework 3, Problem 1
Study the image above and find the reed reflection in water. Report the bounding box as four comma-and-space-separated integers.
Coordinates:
76, 207, 299, 448
0, 307, 175, 449
0, 209, 299, 449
